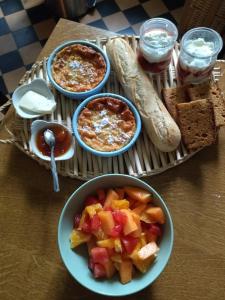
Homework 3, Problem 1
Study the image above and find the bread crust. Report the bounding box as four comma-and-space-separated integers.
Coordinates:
106, 38, 181, 152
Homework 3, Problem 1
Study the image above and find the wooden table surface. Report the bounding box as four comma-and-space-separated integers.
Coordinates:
1, 19, 225, 300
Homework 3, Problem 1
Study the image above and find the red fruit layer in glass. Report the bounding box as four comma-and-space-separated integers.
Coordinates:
138, 52, 171, 73
177, 60, 214, 83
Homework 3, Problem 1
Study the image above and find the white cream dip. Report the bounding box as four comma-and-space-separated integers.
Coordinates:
19, 90, 56, 114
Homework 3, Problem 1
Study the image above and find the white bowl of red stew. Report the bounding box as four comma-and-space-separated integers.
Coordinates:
47, 40, 110, 100
72, 93, 141, 157
30, 120, 75, 161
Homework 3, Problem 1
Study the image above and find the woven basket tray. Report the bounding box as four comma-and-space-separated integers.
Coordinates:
1, 35, 222, 181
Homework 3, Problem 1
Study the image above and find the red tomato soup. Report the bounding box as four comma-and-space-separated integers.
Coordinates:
36, 124, 72, 157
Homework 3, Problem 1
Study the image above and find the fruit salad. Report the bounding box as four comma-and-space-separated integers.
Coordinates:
70, 186, 165, 284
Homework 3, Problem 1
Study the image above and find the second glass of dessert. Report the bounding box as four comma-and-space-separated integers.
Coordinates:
178, 27, 223, 84
139, 18, 178, 73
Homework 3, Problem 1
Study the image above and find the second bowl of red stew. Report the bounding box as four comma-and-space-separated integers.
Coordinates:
30, 120, 75, 161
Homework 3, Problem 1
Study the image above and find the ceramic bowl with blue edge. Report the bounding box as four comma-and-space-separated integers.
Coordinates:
12, 78, 56, 119
72, 93, 142, 157
47, 40, 110, 99
58, 174, 174, 296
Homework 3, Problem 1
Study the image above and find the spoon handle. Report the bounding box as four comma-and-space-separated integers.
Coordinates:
50, 147, 60, 192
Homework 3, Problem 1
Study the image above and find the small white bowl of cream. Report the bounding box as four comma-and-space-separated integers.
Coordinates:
12, 78, 56, 119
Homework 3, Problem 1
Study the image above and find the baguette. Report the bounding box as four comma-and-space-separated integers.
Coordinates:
106, 38, 181, 152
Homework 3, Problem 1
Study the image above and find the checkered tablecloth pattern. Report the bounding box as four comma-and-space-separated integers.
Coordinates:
0, 0, 185, 97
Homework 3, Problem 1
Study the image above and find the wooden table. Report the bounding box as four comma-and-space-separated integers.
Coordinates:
1, 19, 225, 300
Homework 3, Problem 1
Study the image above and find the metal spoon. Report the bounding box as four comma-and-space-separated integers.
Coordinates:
44, 129, 60, 192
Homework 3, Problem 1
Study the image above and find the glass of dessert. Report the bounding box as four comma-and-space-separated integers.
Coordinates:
138, 18, 178, 73
178, 27, 223, 84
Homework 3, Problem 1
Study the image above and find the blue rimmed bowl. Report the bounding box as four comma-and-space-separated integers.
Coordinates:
58, 174, 174, 296
47, 40, 110, 99
72, 93, 142, 157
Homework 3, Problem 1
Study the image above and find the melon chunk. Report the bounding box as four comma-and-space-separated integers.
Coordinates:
138, 241, 159, 260
111, 253, 122, 263
124, 186, 152, 203
119, 260, 133, 284
105, 260, 116, 278
114, 238, 123, 253
78, 209, 88, 229
140, 210, 153, 223
132, 253, 156, 273
97, 238, 115, 249
70, 229, 91, 248
146, 207, 165, 224
130, 241, 157, 273
86, 203, 103, 218
93, 227, 107, 240
111, 199, 129, 210
130, 212, 142, 238
132, 204, 147, 215
121, 209, 138, 235
98, 211, 115, 235
104, 189, 119, 208
140, 233, 147, 247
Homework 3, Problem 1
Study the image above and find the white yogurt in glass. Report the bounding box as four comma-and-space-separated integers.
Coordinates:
139, 18, 178, 73
178, 28, 223, 84
141, 29, 174, 63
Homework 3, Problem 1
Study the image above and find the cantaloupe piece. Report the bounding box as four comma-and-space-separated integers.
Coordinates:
129, 241, 142, 260
86, 203, 103, 218
146, 207, 165, 224
104, 189, 119, 208
140, 211, 152, 223
114, 238, 123, 253
140, 233, 147, 247
132, 204, 147, 215
115, 188, 125, 199
70, 229, 91, 248
124, 186, 152, 203
130, 212, 142, 238
98, 211, 115, 235
105, 260, 116, 278
121, 209, 138, 235
138, 241, 159, 260
111, 254, 122, 263
78, 210, 88, 229
132, 253, 156, 273
111, 199, 129, 210
93, 227, 107, 240
113, 261, 120, 271
119, 260, 133, 284
129, 240, 156, 273
97, 238, 115, 249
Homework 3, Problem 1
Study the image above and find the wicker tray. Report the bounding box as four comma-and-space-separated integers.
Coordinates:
0, 35, 222, 180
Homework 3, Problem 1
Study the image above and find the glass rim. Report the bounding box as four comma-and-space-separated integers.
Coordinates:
180, 27, 223, 59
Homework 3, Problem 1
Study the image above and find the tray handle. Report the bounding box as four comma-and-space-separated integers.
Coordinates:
0, 99, 17, 144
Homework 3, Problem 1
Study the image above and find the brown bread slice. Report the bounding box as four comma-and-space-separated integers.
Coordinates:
162, 86, 188, 121
187, 81, 225, 127
176, 99, 216, 152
